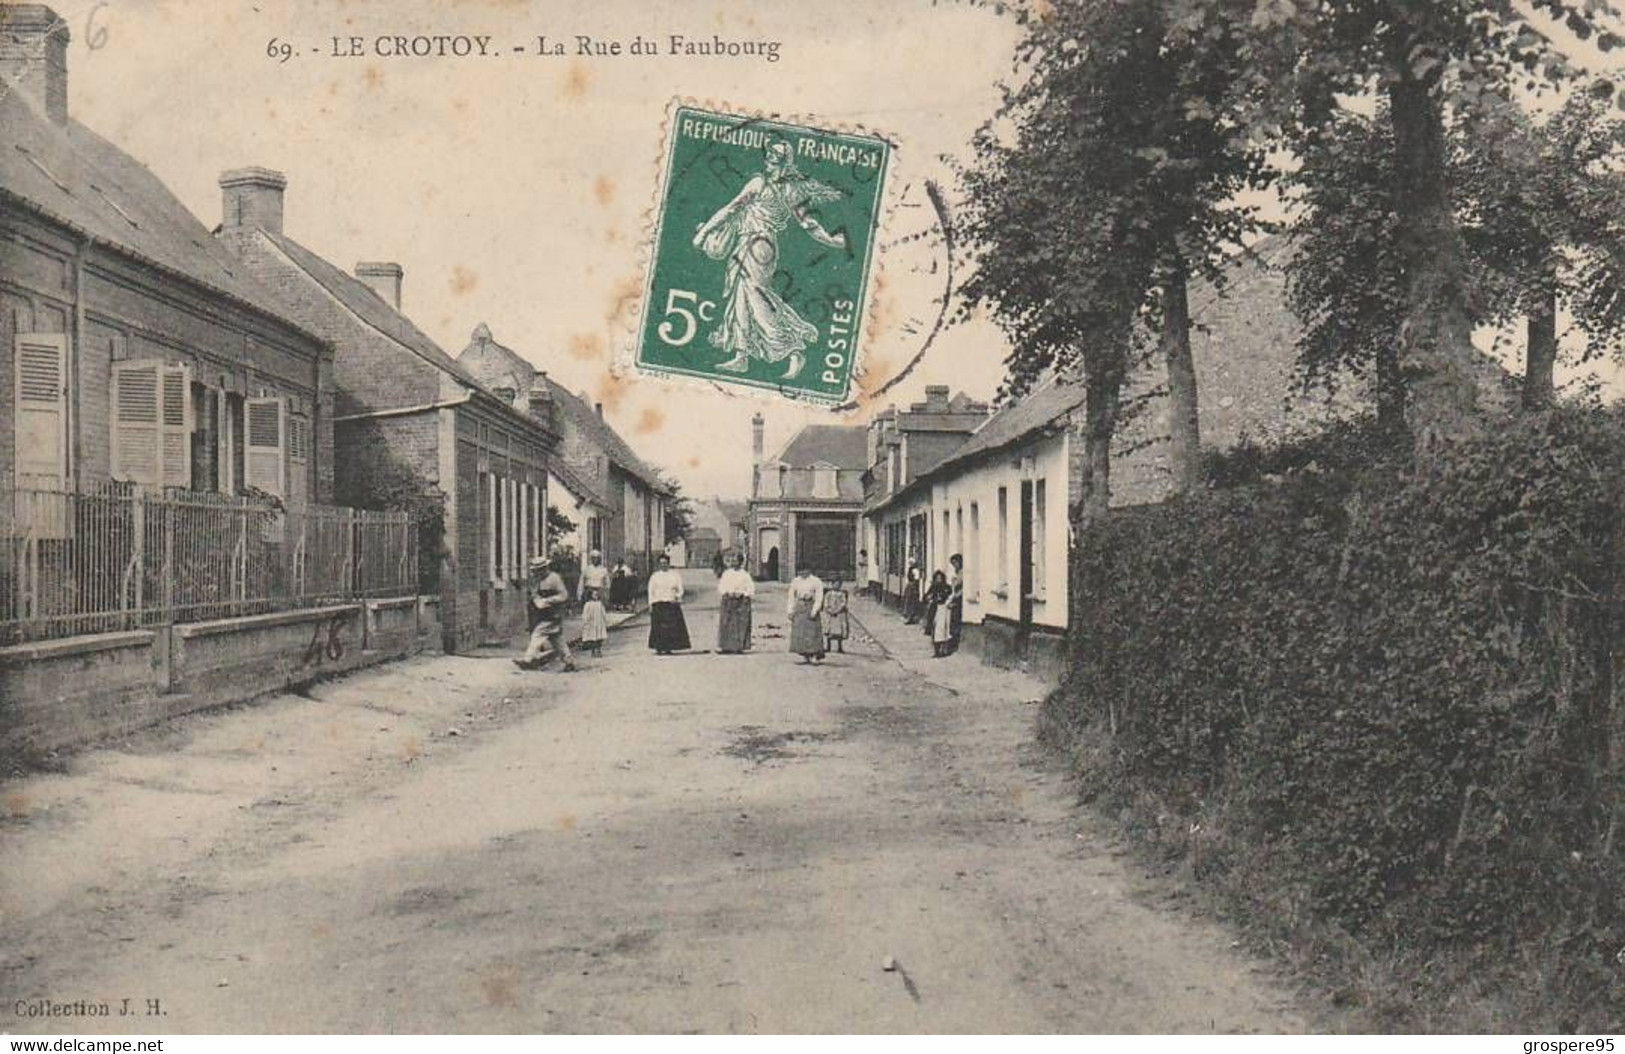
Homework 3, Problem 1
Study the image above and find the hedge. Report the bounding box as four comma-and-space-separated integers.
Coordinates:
1045, 407, 1625, 1030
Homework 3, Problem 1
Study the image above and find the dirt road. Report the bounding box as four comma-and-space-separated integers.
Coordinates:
1, 572, 1314, 1033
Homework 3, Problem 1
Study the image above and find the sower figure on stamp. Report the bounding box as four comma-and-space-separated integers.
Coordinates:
517, 555, 575, 672
693, 138, 847, 380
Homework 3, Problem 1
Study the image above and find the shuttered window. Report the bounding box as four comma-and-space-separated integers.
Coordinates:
110, 359, 190, 489
286, 413, 310, 507
14, 334, 68, 490
245, 397, 286, 499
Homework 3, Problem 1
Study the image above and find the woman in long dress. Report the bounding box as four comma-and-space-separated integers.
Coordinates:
946, 553, 965, 656
716, 552, 755, 654
922, 570, 953, 658
692, 139, 848, 381
786, 565, 826, 664
647, 554, 691, 655
902, 550, 922, 624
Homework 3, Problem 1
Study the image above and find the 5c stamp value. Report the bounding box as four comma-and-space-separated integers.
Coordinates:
635, 104, 891, 405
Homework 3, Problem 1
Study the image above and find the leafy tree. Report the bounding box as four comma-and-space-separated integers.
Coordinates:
961, 0, 1267, 514
1204, 0, 1624, 444
545, 503, 577, 544
1457, 93, 1625, 408
661, 479, 696, 542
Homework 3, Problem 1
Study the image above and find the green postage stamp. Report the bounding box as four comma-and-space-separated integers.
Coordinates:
635, 104, 892, 405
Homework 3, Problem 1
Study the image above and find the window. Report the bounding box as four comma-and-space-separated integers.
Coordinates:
222, 393, 245, 495
243, 396, 285, 498
111, 359, 194, 490
812, 464, 837, 499
286, 413, 310, 506
14, 333, 68, 491
968, 502, 980, 600
1034, 478, 1048, 599
996, 487, 1009, 599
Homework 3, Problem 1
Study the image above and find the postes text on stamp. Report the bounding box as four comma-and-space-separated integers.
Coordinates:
635, 104, 891, 404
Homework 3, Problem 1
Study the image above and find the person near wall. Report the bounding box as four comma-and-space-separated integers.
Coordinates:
922, 569, 953, 658
857, 550, 869, 597
947, 553, 965, 655
822, 579, 850, 654
787, 564, 826, 664
516, 555, 575, 672
903, 549, 923, 624
578, 549, 610, 657
716, 552, 756, 654
609, 558, 634, 611
647, 554, 691, 655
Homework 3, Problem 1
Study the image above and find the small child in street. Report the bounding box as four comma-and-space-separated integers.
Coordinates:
579, 583, 609, 657
822, 579, 850, 655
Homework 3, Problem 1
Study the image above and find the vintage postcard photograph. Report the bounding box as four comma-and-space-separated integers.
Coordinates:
1, 0, 1623, 1043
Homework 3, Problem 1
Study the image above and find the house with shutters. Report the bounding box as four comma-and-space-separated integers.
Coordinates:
455, 323, 673, 575
214, 176, 556, 653
1, 5, 333, 514
745, 417, 867, 584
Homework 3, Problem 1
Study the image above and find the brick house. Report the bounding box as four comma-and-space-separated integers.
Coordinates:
214, 178, 555, 653
1, 4, 332, 510
746, 418, 867, 584
859, 386, 989, 600
455, 324, 672, 574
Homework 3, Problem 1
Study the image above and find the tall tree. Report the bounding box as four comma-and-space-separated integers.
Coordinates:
1206, 0, 1623, 444
960, 0, 1267, 515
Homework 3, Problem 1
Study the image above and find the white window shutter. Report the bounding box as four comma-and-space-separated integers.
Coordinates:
160, 364, 192, 489
111, 359, 161, 487
14, 334, 68, 490
245, 397, 286, 499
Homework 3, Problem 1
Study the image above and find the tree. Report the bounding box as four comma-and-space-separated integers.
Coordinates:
1286, 92, 1625, 423
662, 480, 696, 542
1205, 0, 1624, 445
546, 503, 577, 544
960, 0, 1267, 515
1457, 93, 1625, 408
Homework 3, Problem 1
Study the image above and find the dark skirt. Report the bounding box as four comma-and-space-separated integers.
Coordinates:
789, 599, 824, 657
717, 594, 752, 653
648, 601, 690, 652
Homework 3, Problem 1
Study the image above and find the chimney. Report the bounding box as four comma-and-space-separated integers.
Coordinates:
527, 369, 553, 427
595, 402, 603, 418
0, 5, 69, 125
924, 385, 950, 411
355, 262, 403, 310
751, 412, 765, 463
219, 167, 287, 235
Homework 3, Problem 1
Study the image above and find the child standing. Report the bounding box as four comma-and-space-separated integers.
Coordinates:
822, 579, 850, 654
579, 582, 609, 657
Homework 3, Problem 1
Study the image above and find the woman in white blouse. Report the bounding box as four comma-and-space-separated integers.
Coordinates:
786, 563, 825, 663
716, 551, 755, 654
646, 554, 691, 655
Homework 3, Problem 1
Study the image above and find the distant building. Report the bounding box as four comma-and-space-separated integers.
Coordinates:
456, 324, 672, 574
859, 386, 989, 601
746, 417, 867, 583
215, 177, 555, 653
1, 6, 334, 507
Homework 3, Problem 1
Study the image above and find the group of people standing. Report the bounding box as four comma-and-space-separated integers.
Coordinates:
517, 548, 864, 670
901, 549, 964, 658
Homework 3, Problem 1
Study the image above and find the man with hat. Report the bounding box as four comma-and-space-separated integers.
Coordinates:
517, 554, 575, 671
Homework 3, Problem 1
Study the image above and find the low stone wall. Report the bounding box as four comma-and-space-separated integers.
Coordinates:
0, 596, 435, 763
962, 615, 1068, 687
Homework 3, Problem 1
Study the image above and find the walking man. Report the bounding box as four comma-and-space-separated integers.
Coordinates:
517, 555, 575, 672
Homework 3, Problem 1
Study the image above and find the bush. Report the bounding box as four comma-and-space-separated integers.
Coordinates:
1047, 405, 1625, 1030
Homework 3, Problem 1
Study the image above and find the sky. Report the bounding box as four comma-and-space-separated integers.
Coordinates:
48, 0, 1025, 501
41, 0, 1625, 501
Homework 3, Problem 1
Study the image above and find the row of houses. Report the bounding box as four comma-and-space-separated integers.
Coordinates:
748, 238, 1368, 681
0, 3, 671, 655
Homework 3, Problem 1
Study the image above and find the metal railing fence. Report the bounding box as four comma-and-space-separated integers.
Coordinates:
1, 477, 416, 646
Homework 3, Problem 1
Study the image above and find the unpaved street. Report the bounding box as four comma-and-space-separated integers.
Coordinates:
2, 572, 1314, 1033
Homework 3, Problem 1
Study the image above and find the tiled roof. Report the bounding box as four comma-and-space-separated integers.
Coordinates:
263, 231, 490, 392
0, 91, 322, 345
928, 374, 1084, 480
547, 379, 672, 495
549, 458, 609, 508
453, 327, 670, 494
772, 424, 868, 470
